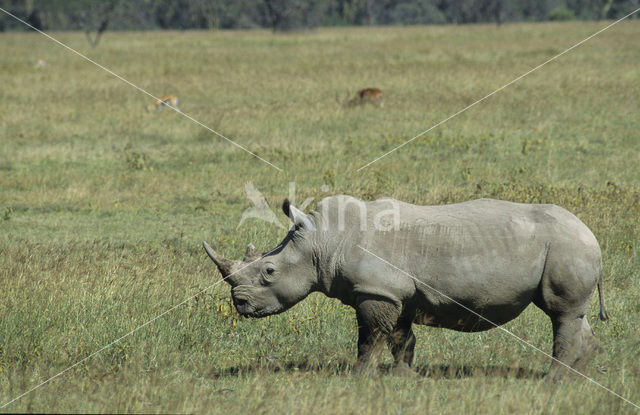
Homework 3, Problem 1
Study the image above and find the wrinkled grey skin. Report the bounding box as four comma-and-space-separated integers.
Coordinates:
203, 196, 607, 378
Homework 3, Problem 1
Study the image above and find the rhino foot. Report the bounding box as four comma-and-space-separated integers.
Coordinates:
392, 362, 419, 377
352, 361, 380, 377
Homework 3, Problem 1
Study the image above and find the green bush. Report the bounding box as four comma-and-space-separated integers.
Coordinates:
548, 8, 577, 21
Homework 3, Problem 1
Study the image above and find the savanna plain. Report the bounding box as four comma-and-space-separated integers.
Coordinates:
0, 22, 639, 414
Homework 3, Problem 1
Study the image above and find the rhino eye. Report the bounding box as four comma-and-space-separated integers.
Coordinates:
261, 265, 276, 284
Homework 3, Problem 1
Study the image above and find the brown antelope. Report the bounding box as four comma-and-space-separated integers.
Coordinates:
147, 95, 179, 111
343, 88, 383, 108
34, 58, 46, 69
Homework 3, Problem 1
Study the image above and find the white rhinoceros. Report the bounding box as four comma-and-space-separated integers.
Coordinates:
204, 196, 607, 377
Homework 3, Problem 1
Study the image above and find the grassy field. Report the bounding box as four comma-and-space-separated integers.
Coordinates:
1, 21, 639, 413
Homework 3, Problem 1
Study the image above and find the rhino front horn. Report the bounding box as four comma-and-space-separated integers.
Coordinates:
202, 241, 234, 277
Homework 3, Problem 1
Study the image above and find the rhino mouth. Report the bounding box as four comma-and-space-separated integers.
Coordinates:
231, 290, 255, 316
233, 302, 283, 318
231, 286, 275, 318
232, 300, 275, 318
232, 296, 256, 316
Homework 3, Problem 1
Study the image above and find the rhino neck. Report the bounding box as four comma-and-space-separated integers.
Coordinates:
311, 230, 351, 300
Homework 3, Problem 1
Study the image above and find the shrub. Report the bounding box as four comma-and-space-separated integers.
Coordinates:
548, 8, 576, 21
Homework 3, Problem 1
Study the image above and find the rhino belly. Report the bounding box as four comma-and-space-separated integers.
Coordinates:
403, 228, 547, 331
414, 296, 534, 332
411, 262, 542, 332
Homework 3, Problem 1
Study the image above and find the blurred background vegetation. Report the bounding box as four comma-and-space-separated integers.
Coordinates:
1, 0, 639, 34
1, 0, 639, 411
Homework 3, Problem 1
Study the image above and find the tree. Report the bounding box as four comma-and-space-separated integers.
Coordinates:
264, 0, 302, 30
263, 0, 329, 31
76, 0, 119, 47
388, 0, 447, 25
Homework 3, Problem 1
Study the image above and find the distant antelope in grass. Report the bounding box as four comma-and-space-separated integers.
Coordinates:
34, 58, 46, 69
147, 95, 179, 112
342, 88, 384, 108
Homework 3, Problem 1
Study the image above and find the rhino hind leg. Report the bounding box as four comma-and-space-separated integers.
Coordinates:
532, 247, 602, 379
547, 314, 599, 380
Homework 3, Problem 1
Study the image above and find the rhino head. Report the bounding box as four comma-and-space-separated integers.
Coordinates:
203, 199, 318, 318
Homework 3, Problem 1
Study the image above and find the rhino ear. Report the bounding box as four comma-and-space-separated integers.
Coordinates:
282, 198, 315, 231
282, 198, 291, 217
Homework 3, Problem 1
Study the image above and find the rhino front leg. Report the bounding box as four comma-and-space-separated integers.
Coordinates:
388, 315, 418, 376
353, 295, 401, 376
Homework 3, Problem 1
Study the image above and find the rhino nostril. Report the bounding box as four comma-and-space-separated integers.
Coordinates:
235, 298, 248, 307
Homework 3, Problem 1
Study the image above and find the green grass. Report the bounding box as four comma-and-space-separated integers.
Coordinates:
1, 22, 639, 413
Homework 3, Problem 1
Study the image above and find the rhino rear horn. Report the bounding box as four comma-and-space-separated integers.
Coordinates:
202, 241, 234, 277
282, 199, 315, 231
243, 243, 260, 262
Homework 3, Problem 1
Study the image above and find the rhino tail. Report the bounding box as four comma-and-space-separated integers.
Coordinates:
597, 270, 609, 322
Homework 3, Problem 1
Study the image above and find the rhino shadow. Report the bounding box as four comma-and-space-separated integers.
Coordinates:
207, 358, 351, 378
414, 364, 545, 380
207, 359, 544, 380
